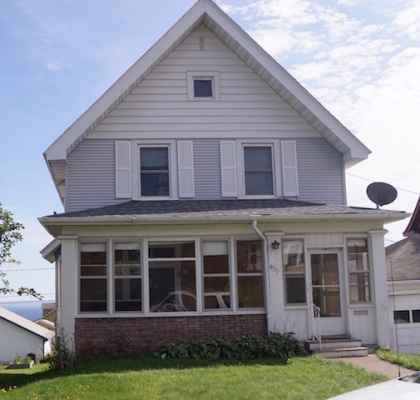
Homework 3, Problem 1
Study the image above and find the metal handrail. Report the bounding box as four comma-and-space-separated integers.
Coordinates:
312, 304, 322, 350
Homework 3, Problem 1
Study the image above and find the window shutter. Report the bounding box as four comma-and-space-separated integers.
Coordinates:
178, 141, 195, 198
115, 141, 131, 198
220, 141, 237, 197
281, 141, 299, 197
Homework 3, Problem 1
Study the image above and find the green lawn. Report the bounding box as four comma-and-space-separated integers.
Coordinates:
377, 349, 420, 371
0, 356, 387, 400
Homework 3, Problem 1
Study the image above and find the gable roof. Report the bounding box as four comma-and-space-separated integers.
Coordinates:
0, 306, 51, 340
404, 197, 420, 236
39, 199, 406, 237
44, 0, 370, 204
386, 235, 420, 281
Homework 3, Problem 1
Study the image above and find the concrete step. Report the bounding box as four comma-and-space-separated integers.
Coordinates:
313, 346, 370, 358
306, 339, 362, 351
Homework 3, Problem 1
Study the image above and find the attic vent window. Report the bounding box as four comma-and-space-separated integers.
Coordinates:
194, 79, 213, 98
187, 71, 219, 100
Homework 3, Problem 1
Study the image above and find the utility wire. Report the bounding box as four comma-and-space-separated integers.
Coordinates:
346, 173, 420, 196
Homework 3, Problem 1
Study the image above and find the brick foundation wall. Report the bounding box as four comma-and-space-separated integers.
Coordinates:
75, 314, 267, 358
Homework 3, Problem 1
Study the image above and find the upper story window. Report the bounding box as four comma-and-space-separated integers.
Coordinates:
220, 140, 298, 199
187, 71, 220, 100
244, 146, 274, 196
116, 140, 194, 200
139, 147, 169, 197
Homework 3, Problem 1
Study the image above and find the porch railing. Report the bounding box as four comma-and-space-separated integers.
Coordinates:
312, 304, 322, 350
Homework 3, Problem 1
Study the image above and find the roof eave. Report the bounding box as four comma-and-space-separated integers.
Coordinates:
39, 211, 409, 237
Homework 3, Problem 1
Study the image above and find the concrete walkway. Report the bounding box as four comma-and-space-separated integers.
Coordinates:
336, 354, 415, 379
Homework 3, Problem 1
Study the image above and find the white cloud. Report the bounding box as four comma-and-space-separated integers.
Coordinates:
44, 58, 72, 71
391, 0, 420, 40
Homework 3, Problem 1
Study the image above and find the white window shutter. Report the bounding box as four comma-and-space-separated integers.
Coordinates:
178, 141, 195, 198
115, 141, 132, 198
281, 141, 299, 197
220, 141, 237, 197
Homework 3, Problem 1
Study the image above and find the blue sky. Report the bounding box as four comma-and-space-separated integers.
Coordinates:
1, 0, 419, 303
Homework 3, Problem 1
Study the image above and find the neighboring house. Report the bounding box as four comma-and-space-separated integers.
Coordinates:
35, 302, 56, 331
0, 307, 53, 363
386, 198, 420, 353
39, 0, 407, 357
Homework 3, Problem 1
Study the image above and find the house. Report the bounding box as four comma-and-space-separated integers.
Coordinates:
386, 198, 420, 353
0, 307, 53, 363
39, 0, 407, 358
34, 302, 56, 331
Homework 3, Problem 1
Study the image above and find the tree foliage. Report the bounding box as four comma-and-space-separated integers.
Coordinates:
0, 202, 42, 298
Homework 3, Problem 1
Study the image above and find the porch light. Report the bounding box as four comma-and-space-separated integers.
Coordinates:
271, 240, 280, 250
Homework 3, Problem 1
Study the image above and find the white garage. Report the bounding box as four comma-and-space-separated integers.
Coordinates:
387, 235, 420, 354
0, 306, 53, 364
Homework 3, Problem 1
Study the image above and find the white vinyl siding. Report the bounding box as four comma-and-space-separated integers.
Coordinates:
89, 25, 321, 140
115, 141, 132, 198
220, 141, 237, 197
178, 141, 195, 198
281, 141, 299, 197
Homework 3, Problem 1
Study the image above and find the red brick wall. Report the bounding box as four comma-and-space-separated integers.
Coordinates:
75, 314, 267, 358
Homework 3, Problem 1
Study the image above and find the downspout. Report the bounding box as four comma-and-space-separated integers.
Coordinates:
252, 220, 272, 335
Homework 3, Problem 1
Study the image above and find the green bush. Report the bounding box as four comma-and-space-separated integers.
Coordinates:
156, 332, 306, 361
42, 335, 79, 371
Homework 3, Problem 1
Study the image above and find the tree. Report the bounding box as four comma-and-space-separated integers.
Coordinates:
0, 202, 42, 298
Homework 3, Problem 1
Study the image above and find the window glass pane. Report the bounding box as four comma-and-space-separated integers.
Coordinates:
194, 79, 213, 97
203, 254, 229, 274
347, 239, 370, 303
149, 260, 196, 312
244, 147, 273, 196
285, 277, 306, 304
312, 287, 341, 317
80, 279, 107, 312
394, 310, 410, 324
237, 276, 264, 308
283, 240, 306, 305
204, 277, 230, 310
245, 173, 274, 195
114, 242, 141, 312
80, 242, 107, 313
149, 242, 195, 258
115, 278, 142, 312
140, 147, 169, 196
412, 310, 420, 323
140, 147, 168, 171
140, 173, 169, 196
236, 240, 262, 273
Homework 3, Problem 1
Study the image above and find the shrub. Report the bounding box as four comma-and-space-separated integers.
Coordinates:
156, 332, 306, 361
43, 335, 79, 371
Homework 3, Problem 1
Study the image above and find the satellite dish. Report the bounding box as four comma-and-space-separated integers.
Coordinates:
367, 182, 397, 209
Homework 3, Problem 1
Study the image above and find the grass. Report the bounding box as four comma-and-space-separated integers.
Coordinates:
0, 356, 387, 400
377, 349, 420, 371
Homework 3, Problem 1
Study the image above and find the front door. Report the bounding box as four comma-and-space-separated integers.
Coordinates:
310, 251, 345, 336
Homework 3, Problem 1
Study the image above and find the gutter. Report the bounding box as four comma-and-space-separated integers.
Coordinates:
252, 220, 272, 335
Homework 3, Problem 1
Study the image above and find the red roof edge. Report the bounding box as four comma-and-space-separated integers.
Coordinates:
404, 197, 420, 236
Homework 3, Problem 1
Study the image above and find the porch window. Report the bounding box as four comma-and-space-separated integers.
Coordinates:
80, 242, 108, 313
347, 239, 371, 303
148, 241, 196, 312
282, 240, 306, 304
202, 241, 231, 310
236, 240, 264, 308
114, 242, 142, 312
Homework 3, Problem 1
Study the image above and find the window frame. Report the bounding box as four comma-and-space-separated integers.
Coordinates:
347, 238, 372, 304
113, 241, 142, 313
187, 71, 220, 101
132, 140, 178, 200
236, 140, 282, 199
79, 241, 109, 314
282, 239, 307, 306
